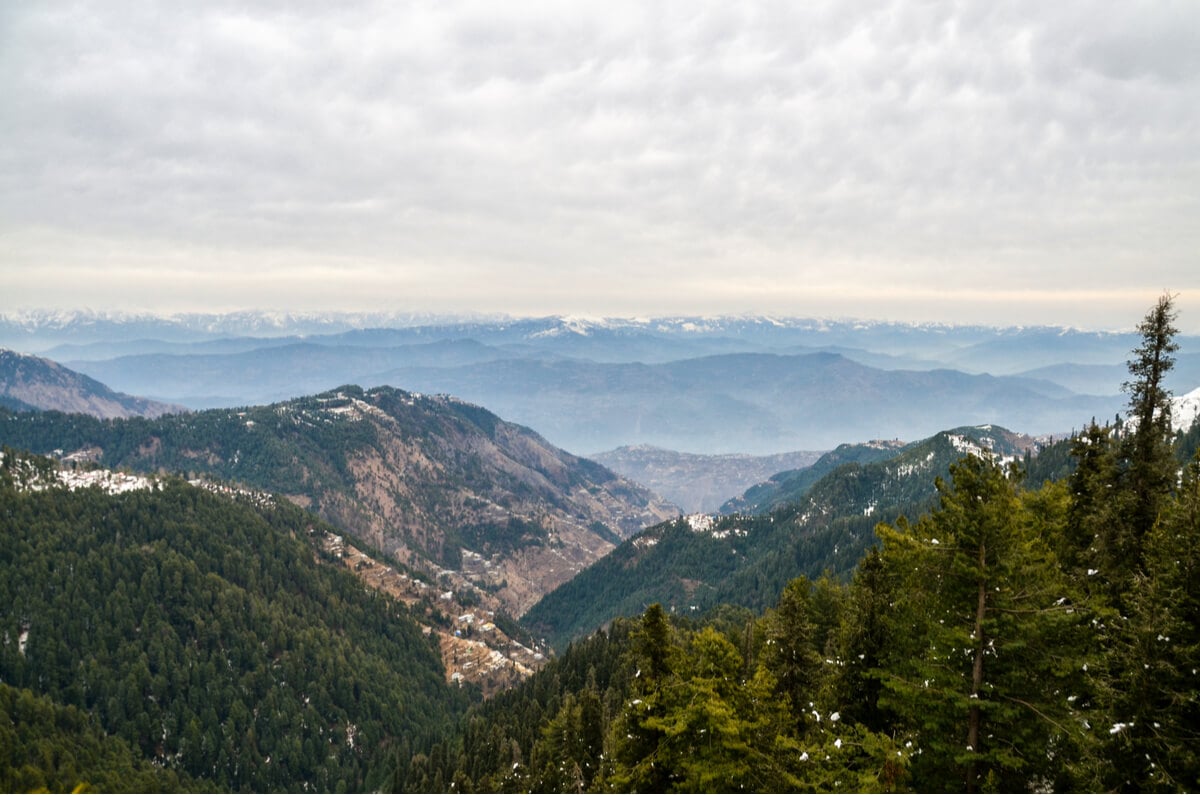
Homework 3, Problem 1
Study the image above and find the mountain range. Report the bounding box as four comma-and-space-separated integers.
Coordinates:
6, 311, 1198, 455
2, 307, 1199, 791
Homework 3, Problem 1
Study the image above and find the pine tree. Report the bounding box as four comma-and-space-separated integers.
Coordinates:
1065, 420, 1120, 583
1117, 292, 1180, 575
876, 455, 1090, 793
604, 604, 677, 792
758, 577, 823, 729
639, 626, 759, 791
830, 548, 896, 734
1103, 454, 1200, 791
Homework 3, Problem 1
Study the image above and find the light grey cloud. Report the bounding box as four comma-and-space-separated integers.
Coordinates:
1, 0, 1197, 328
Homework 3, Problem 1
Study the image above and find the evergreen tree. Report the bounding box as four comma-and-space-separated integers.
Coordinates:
830, 548, 895, 734
876, 455, 1090, 793
1064, 420, 1120, 583
757, 577, 823, 730
604, 604, 677, 792
639, 626, 761, 792
1117, 292, 1180, 575
1102, 454, 1200, 791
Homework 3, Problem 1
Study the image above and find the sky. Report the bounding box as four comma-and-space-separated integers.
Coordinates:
2, 1, 1198, 331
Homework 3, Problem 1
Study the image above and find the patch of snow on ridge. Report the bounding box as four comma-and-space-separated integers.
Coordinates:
947, 434, 985, 457
529, 319, 590, 338
49, 468, 156, 494
1173, 387, 1200, 431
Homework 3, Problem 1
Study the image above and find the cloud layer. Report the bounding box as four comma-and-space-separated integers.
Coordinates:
2, 1, 1198, 328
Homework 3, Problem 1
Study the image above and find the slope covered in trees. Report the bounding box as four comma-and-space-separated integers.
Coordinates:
524, 425, 1048, 649
0, 384, 677, 618
405, 295, 1200, 793
415, 445, 1199, 792
0, 683, 203, 793
0, 452, 470, 791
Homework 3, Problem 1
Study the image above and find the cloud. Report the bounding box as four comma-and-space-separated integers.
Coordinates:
1, 0, 1197, 328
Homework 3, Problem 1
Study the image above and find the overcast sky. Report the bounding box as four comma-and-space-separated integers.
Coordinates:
2, 1, 1198, 330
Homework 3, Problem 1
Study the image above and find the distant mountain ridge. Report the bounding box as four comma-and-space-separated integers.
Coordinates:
58, 347, 1127, 454
0, 349, 183, 418
591, 445, 824, 513
5, 310, 1195, 454
373, 352, 1122, 453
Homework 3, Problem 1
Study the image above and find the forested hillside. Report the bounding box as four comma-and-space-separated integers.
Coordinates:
0, 683, 202, 793
0, 452, 470, 791
524, 425, 1048, 649
412, 432, 1200, 793
720, 438, 907, 514
401, 296, 1200, 793
0, 385, 676, 618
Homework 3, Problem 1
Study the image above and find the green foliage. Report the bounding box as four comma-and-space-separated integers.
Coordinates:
1100, 453, 1200, 791
527, 426, 1041, 650
0, 683, 205, 793
420, 591, 911, 793
1177, 414, 1200, 465
0, 466, 468, 791
723, 440, 905, 514
1118, 293, 1182, 569
875, 456, 1091, 792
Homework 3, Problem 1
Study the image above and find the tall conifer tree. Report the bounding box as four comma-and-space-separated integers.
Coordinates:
1102, 454, 1200, 791
876, 455, 1089, 793
1117, 292, 1180, 572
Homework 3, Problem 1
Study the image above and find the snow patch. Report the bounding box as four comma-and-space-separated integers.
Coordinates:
1172, 386, 1200, 430
51, 469, 156, 494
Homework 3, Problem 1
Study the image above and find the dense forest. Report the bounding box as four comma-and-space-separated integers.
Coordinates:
0, 682, 202, 792
402, 295, 1199, 793
0, 455, 471, 792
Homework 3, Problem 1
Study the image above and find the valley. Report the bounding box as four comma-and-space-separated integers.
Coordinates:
5, 0, 1195, 785
590, 445, 824, 513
